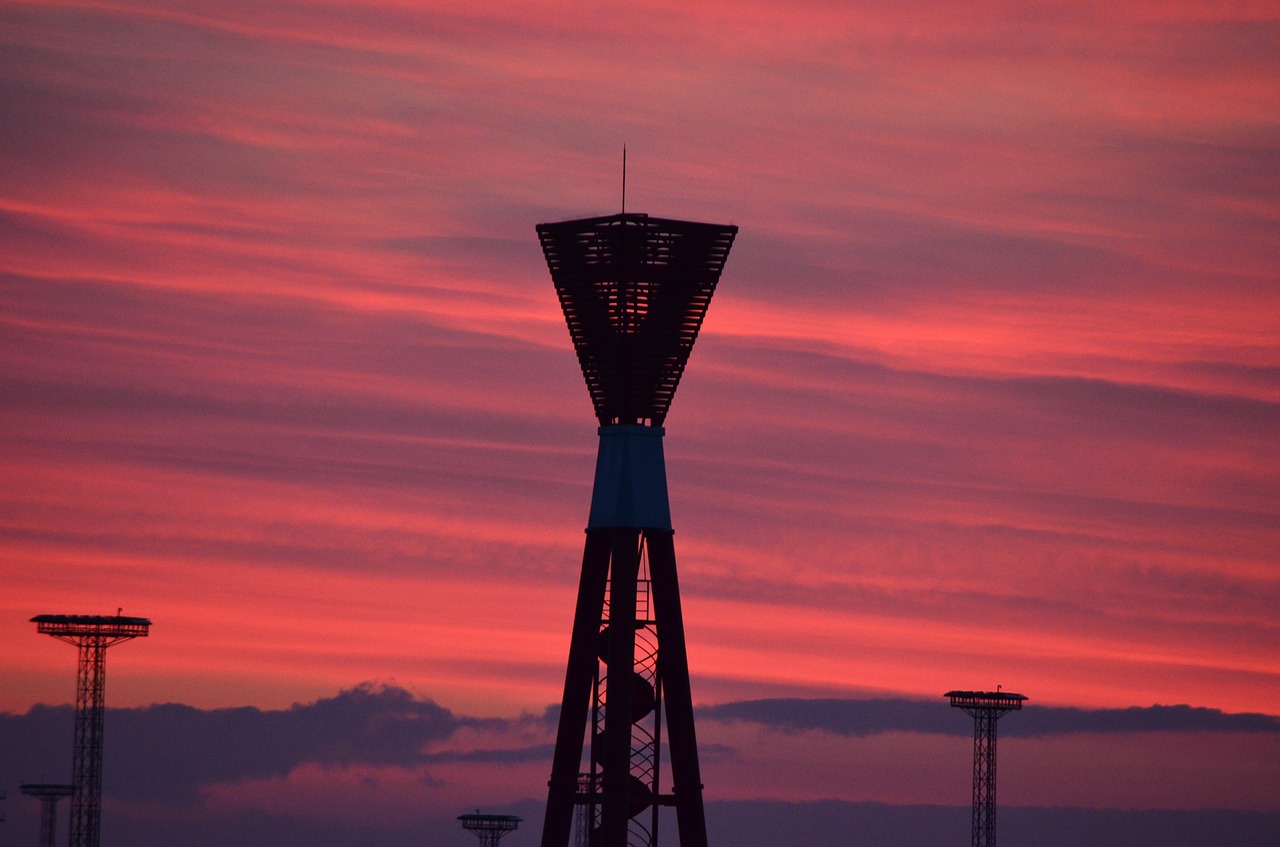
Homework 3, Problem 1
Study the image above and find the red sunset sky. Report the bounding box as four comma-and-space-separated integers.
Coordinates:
1, 1, 1277, 845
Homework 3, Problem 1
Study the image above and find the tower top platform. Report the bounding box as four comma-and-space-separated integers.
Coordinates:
20, 784, 75, 798
945, 690, 1027, 710
459, 813, 523, 832
32, 614, 152, 639
537, 212, 737, 426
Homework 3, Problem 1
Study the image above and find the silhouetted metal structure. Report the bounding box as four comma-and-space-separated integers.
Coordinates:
21, 784, 74, 847
32, 614, 151, 847
460, 813, 522, 847
573, 772, 600, 847
537, 212, 737, 847
946, 689, 1027, 847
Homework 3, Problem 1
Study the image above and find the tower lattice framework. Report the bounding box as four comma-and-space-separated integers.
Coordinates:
537, 212, 737, 847
946, 690, 1027, 847
33, 614, 151, 847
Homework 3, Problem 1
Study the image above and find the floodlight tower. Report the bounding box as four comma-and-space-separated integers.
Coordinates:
21, 784, 74, 847
460, 813, 522, 847
32, 613, 151, 847
536, 212, 737, 847
946, 689, 1027, 847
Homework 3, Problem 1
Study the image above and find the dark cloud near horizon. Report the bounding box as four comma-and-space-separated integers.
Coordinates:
6, 687, 1276, 812
7, 791, 1278, 847
420, 744, 554, 764
698, 697, 1280, 737
0, 684, 553, 805
2, 2, 1278, 829
708, 800, 1280, 847
5, 686, 1279, 847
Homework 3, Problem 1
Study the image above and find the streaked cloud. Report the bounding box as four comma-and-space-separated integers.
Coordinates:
0, 684, 552, 805
4, 687, 1278, 814
700, 697, 1280, 736
1, 1, 1277, 840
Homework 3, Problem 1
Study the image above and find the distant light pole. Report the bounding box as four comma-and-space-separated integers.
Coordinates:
21, 784, 74, 847
946, 689, 1027, 847
32, 613, 151, 847
459, 812, 522, 847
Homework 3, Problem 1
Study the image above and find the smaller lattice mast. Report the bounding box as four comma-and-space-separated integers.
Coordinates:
459, 812, 522, 847
946, 689, 1027, 847
32, 613, 151, 847
572, 773, 599, 847
21, 784, 74, 847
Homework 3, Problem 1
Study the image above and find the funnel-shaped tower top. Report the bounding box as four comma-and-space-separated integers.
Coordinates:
537, 212, 737, 426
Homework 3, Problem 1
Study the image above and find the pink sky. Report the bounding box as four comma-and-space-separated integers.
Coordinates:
1, 0, 1278, 835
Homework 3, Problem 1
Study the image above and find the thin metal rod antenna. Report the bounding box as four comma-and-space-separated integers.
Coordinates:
622, 144, 626, 214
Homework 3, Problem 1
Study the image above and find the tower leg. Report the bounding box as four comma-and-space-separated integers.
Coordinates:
38, 797, 58, 847
971, 710, 997, 847
647, 531, 708, 847
73, 637, 107, 847
601, 529, 641, 847
543, 532, 613, 847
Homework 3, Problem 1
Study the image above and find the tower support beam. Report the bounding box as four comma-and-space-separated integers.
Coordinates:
544, 533, 613, 847
601, 529, 641, 847
74, 634, 108, 847
647, 531, 706, 847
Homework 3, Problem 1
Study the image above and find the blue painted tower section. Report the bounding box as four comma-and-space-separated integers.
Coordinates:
588, 426, 671, 531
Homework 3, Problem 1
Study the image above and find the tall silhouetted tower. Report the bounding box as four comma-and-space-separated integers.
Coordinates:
32, 614, 151, 847
946, 689, 1027, 847
460, 813, 522, 847
536, 212, 737, 847
21, 784, 74, 847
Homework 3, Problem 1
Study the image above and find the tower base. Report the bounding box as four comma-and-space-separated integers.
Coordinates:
542, 528, 707, 847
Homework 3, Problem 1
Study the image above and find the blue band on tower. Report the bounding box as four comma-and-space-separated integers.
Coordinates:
587, 425, 671, 530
